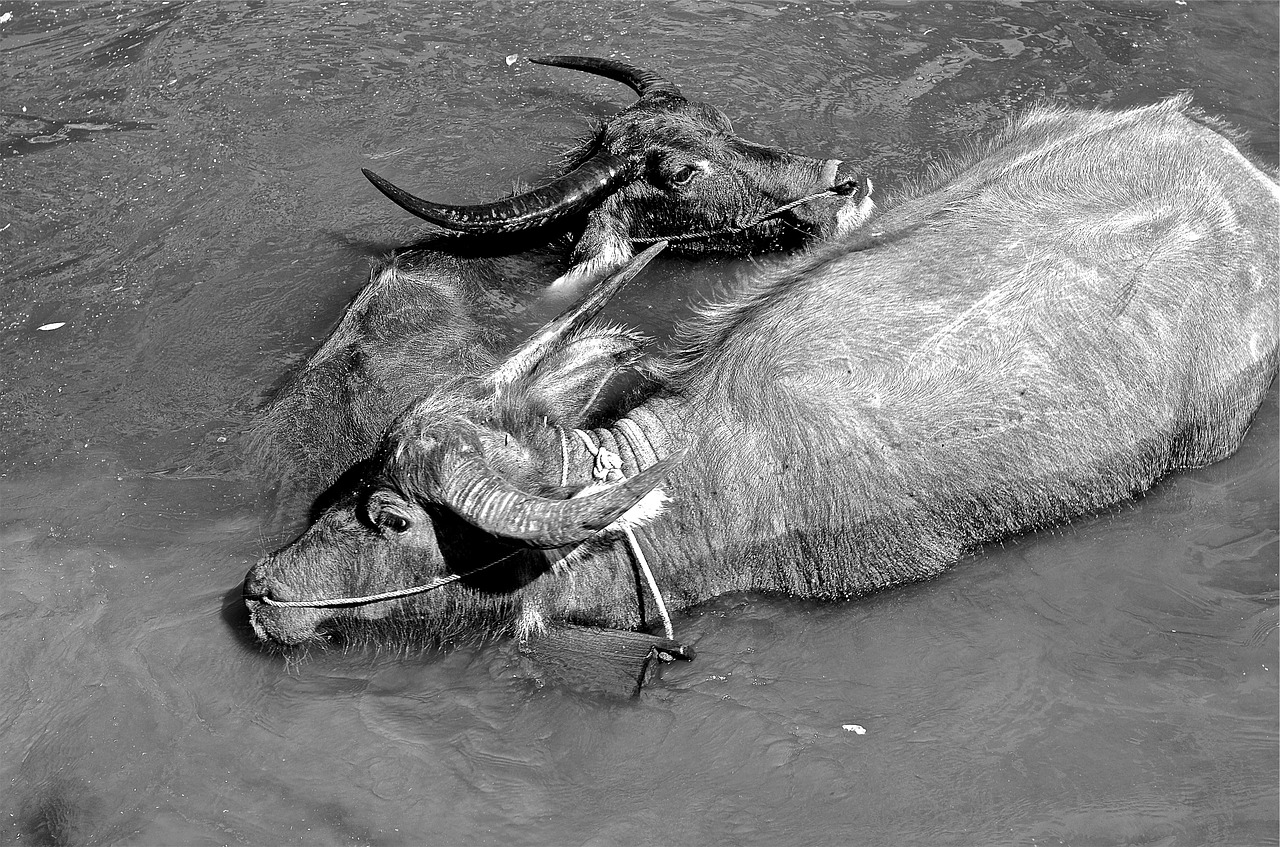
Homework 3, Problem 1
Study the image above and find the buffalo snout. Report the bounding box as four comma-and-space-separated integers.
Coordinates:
242, 560, 335, 646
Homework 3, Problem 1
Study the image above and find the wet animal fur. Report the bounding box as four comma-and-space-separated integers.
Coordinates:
248, 95, 1278, 646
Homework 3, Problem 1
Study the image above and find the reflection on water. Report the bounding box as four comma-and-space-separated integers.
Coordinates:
1, 2, 1275, 845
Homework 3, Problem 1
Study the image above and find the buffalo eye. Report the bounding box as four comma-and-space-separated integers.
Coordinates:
364, 491, 415, 534
667, 164, 700, 188
376, 511, 411, 534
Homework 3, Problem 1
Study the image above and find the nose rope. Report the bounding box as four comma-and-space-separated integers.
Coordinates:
629, 178, 863, 245
252, 548, 523, 609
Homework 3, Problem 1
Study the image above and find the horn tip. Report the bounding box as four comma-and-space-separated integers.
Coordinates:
615, 240, 668, 279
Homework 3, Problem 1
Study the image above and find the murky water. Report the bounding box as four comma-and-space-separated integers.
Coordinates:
2, 2, 1276, 845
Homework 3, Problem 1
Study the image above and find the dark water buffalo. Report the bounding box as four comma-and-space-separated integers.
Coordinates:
245, 95, 1278, 651
366, 56, 869, 289
254, 56, 871, 493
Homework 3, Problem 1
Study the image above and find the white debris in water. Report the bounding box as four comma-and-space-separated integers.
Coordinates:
506, 54, 519, 66
842, 724, 867, 735
0, 12, 13, 24
37, 322, 66, 331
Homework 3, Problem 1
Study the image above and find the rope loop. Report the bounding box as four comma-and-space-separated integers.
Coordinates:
574, 428, 625, 482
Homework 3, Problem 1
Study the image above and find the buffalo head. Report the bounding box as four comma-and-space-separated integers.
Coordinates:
244, 246, 675, 646
362, 56, 873, 287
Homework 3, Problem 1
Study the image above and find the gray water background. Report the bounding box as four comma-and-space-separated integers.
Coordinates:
1, 2, 1276, 845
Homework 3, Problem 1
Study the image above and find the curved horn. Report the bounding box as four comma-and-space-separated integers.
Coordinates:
490, 241, 668, 390
362, 152, 635, 234
436, 451, 682, 549
528, 55, 683, 100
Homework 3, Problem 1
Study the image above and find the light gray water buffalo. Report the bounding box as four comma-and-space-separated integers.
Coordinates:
253, 56, 871, 494
245, 94, 1278, 653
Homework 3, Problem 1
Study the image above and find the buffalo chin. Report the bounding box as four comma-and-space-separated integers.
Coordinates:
246, 601, 334, 647
834, 185, 876, 234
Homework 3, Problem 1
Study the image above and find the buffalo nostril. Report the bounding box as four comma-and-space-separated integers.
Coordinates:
834, 161, 865, 188
832, 178, 861, 196
242, 571, 281, 604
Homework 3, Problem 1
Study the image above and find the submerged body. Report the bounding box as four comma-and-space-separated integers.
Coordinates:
253, 57, 870, 495
253, 243, 541, 495
246, 95, 1279, 648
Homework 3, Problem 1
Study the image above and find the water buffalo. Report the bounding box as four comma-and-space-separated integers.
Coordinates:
254, 56, 872, 495
365, 56, 868, 289
244, 94, 1278, 654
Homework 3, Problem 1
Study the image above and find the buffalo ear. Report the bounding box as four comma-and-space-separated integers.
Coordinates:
550, 206, 634, 289
510, 326, 648, 426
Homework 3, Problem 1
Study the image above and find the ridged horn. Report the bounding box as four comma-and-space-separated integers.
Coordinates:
490, 241, 668, 390
362, 152, 634, 234
527, 55, 683, 100
437, 451, 681, 548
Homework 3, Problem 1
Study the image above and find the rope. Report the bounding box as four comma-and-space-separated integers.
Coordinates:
258, 577, 461, 609
574, 427, 624, 482
572, 425, 676, 641
255, 549, 521, 609
630, 179, 861, 245
623, 526, 674, 641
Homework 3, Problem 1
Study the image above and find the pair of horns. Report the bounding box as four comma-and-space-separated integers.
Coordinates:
361, 56, 683, 235
403, 244, 677, 548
